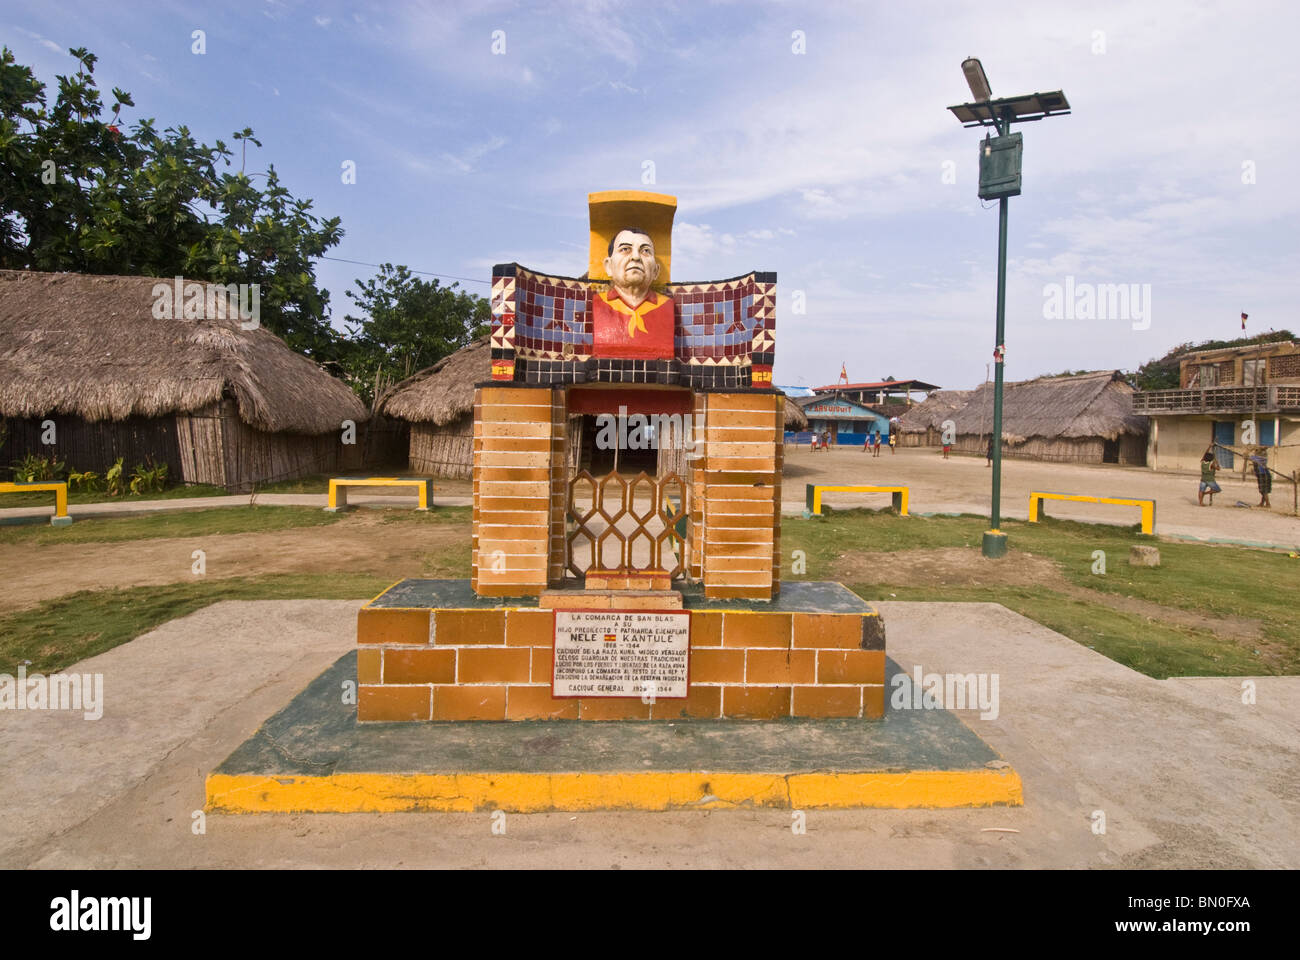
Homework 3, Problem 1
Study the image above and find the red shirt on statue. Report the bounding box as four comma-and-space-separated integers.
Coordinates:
592, 288, 675, 359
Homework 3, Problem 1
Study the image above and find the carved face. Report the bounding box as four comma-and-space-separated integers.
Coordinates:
604, 229, 659, 300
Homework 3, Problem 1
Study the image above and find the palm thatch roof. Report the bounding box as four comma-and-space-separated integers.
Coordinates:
381, 334, 811, 430
952, 370, 1147, 443
896, 389, 972, 433
379, 335, 491, 425
782, 396, 807, 430
0, 269, 366, 434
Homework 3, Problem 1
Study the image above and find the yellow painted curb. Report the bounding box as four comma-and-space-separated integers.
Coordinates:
206, 768, 1022, 814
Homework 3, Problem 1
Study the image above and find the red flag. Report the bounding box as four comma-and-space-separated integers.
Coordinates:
1241, 312, 1248, 330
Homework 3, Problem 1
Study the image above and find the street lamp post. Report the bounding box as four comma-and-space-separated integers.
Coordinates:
948, 59, 1070, 558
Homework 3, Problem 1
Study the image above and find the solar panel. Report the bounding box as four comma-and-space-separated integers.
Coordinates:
947, 91, 1070, 128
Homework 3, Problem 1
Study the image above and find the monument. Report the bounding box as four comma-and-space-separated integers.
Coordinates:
354, 190, 887, 722
206, 191, 1023, 813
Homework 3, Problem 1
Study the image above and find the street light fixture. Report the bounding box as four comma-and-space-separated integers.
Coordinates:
961, 57, 992, 103
948, 64, 1071, 559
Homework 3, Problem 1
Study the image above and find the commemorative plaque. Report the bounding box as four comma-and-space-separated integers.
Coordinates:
553, 610, 690, 698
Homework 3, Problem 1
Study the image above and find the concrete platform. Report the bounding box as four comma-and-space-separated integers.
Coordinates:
6, 599, 1297, 868
206, 653, 1022, 812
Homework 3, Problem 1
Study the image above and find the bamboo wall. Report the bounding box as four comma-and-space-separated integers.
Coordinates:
934, 432, 1148, 465
6, 403, 401, 491
409, 414, 474, 479
3, 414, 182, 476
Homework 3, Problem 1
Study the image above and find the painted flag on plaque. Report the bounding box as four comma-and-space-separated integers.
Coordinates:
604, 632, 617, 643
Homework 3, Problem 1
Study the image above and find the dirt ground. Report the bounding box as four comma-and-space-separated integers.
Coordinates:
783, 445, 1300, 546
3, 446, 1297, 616
0, 511, 466, 614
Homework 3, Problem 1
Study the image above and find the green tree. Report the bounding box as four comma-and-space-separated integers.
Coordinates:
0, 46, 343, 358
343, 263, 491, 408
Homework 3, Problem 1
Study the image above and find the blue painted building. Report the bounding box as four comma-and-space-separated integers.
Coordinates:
796, 395, 892, 446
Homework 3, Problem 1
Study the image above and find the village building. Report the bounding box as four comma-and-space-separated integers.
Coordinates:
1133, 339, 1300, 476
796, 377, 940, 445
382, 335, 809, 478
900, 370, 1148, 464
0, 270, 370, 491
797, 393, 893, 445
895, 389, 972, 446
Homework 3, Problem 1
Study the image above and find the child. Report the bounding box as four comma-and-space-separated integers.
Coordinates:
1198, 450, 1220, 506
1249, 447, 1272, 508
873, 432, 882, 457
942, 441, 951, 460
888, 431, 896, 454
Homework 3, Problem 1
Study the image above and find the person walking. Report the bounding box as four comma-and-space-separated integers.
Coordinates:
1249, 447, 1272, 508
873, 431, 882, 458
1198, 449, 1220, 506
888, 431, 896, 455
985, 434, 994, 467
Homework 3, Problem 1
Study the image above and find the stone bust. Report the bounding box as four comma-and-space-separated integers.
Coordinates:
593, 226, 673, 359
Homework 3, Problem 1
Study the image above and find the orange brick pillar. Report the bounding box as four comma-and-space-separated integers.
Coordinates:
472, 385, 562, 596
696, 391, 783, 600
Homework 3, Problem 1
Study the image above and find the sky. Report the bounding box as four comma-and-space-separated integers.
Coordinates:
6, 0, 1298, 391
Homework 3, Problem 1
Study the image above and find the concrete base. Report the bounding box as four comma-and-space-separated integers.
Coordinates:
981, 531, 1008, 558
49, 515, 73, 526
206, 653, 1022, 813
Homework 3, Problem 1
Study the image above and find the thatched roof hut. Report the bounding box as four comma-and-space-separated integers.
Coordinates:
897, 390, 972, 433
0, 269, 368, 489
381, 336, 810, 477
378, 337, 488, 479
381, 335, 489, 428
941, 370, 1148, 464
782, 396, 808, 431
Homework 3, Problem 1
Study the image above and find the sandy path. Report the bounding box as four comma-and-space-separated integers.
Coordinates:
782, 445, 1300, 547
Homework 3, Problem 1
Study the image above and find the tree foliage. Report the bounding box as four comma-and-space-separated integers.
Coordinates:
342, 263, 490, 408
0, 46, 343, 357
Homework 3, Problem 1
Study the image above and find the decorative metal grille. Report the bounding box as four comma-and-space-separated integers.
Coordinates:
566, 470, 688, 579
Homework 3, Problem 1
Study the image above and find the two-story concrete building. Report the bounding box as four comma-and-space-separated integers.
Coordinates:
1134, 340, 1300, 477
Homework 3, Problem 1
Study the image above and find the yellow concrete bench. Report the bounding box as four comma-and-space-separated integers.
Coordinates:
805, 483, 909, 517
0, 481, 72, 525
326, 477, 433, 512
1028, 491, 1155, 535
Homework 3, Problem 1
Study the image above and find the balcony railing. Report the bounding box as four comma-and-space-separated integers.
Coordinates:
1132, 384, 1300, 414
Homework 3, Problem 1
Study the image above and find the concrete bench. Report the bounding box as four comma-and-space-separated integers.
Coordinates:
1028, 491, 1155, 535
0, 481, 72, 525
326, 477, 433, 512
805, 483, 909, 517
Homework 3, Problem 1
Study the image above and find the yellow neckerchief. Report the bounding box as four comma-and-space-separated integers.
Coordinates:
600, 289, 667, 339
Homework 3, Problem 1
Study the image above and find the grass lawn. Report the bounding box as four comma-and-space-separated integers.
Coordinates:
0, 574, 393, 674
0, 482, 229, 508
0, 506, 343, 545
784, 510, 1299, 678
1, 507, 1295, 679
